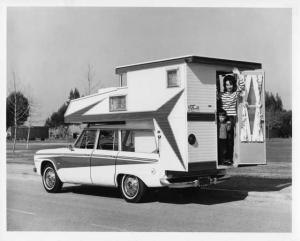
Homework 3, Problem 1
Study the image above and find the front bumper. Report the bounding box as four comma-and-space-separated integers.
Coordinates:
160, 175, 230, 188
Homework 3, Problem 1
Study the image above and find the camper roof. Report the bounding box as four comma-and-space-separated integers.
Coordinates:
115, 55, 262, 74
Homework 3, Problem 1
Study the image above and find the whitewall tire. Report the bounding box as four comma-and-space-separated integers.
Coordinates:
42, 164, 62, 193
120, 175, 147, 203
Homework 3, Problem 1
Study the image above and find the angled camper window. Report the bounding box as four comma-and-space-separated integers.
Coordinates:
166, 68, 180, 88
109, 95, 127, 112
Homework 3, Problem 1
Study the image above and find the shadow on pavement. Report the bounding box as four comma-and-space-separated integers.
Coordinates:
59, 176, 291, 205
210, 176, 292, 192
147, 188, 248, 205
61, 185, 122, 199
60, 185, 248, 205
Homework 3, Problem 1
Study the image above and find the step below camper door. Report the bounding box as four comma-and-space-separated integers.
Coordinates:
237, 70, 266, 165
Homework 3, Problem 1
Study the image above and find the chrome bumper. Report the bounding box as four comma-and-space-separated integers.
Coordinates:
160, 175, 230, 188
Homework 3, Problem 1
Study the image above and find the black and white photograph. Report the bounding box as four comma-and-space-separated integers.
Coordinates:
1, 1, 299, 240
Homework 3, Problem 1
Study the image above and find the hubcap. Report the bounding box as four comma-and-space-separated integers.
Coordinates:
44, 168, 56, 189
123, 176, 139, 198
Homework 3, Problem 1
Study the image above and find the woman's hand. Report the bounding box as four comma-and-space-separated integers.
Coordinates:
232, 67, 241, 75
233, 67, 243, 82
232, 67, 241, 76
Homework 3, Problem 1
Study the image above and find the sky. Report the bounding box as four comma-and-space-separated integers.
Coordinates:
7, 7, 292, 125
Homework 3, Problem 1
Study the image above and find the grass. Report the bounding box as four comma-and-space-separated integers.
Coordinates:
266, 138, 292, 163
226, 138, 292, 179
6, 138, 292, 179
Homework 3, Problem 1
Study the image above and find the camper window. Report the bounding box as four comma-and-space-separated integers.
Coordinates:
97, 129, 118, 151
109, 95, 127, 112
74, 130, 97, 149
121, 130, 157, 153
167, 68, 180, 88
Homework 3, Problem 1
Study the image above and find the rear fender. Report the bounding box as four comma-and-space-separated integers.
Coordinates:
115, 163, 164, 188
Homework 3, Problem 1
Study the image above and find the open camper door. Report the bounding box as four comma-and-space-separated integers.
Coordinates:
237, 70, 266, 165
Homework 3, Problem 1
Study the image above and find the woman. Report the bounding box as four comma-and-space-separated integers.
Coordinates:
219, 68, 244, 165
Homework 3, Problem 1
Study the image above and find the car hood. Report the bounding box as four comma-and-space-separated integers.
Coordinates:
35, 148, 69, 155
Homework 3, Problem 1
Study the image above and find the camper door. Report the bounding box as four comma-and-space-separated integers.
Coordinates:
237, 70, 266, 165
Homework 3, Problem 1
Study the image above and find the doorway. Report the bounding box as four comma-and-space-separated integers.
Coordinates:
216, 71, 238, 167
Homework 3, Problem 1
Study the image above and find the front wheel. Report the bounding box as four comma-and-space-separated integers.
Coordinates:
42, 164, 62, 193
120, 175, 147, 203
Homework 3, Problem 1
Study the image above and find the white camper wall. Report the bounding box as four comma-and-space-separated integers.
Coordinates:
186, 63, 231, 165
187, 63, 218, 112
134, 131, 157, 153
126, 64, 188, 171
126, 64, 186, 112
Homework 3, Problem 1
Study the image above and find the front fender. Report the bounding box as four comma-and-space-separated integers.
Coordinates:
34, 157, 59, 176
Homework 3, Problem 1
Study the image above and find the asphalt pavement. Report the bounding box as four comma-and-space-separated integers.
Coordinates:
6, 163, 291, 232
5, 139, 292, 231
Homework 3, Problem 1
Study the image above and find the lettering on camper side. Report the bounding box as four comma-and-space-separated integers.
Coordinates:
188, 104, 200, 112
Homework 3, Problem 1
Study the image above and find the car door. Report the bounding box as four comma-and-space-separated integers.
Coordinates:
57, 129, 97, 184
90, 129, 119, 186
237, 69, 266, 165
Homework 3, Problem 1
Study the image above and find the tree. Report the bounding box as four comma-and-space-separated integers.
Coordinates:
68, 88, 80, 100
6, 71, 40, 151
265, 91, 283, 112
278, 110, 292, 137
6, 91, 30, 129
275, 93, 283, 112
265, 91, 292, 138
45, 88, 81, 137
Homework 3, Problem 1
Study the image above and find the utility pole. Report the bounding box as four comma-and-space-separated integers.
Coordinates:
26, 116, 31, 149
13, 72, 17, 153
88, 64, 92, 95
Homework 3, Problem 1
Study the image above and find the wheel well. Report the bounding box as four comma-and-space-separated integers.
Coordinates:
40, 161, 54, 174
116, 174, 148, 188
116, 174, 123, 187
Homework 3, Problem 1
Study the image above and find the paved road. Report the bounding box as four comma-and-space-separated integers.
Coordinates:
6, 164, 291, 232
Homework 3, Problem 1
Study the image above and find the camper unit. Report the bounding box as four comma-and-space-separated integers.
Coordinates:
61, 55, 266, 200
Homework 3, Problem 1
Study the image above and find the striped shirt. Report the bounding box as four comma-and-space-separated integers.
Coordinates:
220, 77, 245, 116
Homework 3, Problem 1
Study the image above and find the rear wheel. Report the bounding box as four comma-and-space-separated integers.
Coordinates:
42, 164, 62, 193
120, 175, 147, 203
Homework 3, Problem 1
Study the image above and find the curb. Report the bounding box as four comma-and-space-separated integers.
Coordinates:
202, 187, 291, 201
246, 189, 291, 201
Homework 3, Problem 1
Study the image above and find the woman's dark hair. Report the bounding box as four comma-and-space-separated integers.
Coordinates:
223, 75, 236, 92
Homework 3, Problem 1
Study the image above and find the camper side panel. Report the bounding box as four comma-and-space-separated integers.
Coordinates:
186, 63, 217, 168
186, 63, 232, 169
127, 64, 188, 171
187, 63, 217, 112
188, 121, 217, 168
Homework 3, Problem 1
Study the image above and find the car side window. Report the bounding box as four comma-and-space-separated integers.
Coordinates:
121, 130, 135, 152
74, 130, 97, 149
97, 130, 118, 151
